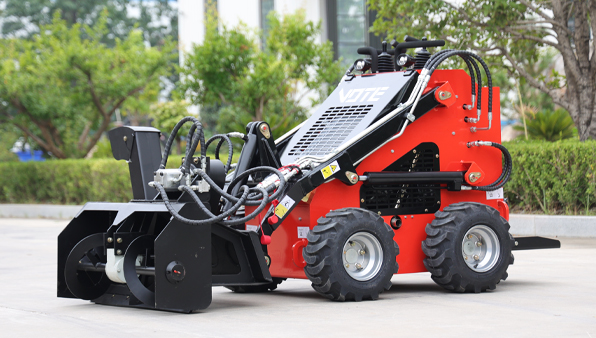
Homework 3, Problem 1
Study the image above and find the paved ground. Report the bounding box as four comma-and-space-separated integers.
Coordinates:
1, 218, 595, 338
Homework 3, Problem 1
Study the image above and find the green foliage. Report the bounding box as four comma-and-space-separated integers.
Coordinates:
514, 108, 576, 142
150, 100, 192, 154
0, 159, 132, 204
1, 0, 178, 48
91, 137, 114, 159
505, 139, 596, 214
0, 124, 19, 162
0, 153, 240, 204
367, 0, 590, 139
1, 141, 594, 215
0, 12, 175, 159
179, 10, 342, 136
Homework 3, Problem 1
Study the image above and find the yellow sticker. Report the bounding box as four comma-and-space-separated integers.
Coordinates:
274, 196, 295, 218
275, 204, 288, 218
321, 160, 340, 179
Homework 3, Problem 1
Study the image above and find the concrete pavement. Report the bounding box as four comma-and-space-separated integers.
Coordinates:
0, 218, 595, 338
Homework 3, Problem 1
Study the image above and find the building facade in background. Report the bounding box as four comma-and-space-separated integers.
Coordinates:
177, 0, 381, 66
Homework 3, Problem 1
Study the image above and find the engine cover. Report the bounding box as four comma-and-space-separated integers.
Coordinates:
280, 72, 414, 164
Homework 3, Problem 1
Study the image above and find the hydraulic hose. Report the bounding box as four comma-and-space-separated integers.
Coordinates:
467, 142, 512, 191
205, 134, 233, 172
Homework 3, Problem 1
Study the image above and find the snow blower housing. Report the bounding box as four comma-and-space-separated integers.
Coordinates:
58, 37, 559, 312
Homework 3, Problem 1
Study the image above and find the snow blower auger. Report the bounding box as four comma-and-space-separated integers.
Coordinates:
58, 37, 560, 312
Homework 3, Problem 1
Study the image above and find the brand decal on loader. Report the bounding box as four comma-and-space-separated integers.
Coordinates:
275, 195, 296, 218
320, 160, 340, 179
338, 87, 389, 103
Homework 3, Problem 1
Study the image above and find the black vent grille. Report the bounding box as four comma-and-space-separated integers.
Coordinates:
361, 185, 440, 215
287, 105, 372, 157
361, 143, 440, 215
385, 144, 438, 172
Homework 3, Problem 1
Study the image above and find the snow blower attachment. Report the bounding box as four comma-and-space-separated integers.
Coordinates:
58, 37, 560, 312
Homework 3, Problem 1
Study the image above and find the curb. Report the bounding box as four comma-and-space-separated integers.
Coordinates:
0, 204, 81, 220
508, 214, 596, 238
0, 204, 594, 238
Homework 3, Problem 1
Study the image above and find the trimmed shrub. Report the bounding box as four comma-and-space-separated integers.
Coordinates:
0, 159, 132, 204
0, 151, 238, 205
505, 140, 596, 214
1, 141, 595, 215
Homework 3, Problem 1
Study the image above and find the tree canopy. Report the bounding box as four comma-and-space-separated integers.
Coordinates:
369, 0, 595, 140
179, 10, 342, 138
1, 0, 178, 47
0, 12, 175, 158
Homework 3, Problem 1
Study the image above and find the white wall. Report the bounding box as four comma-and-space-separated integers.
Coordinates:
178, 0, 205, 64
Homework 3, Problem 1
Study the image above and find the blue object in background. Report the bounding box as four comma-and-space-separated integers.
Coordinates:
15, 150, 45, 162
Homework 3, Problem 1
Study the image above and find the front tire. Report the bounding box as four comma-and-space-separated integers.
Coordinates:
422, 202, 514, 293
303, 208, 399, 301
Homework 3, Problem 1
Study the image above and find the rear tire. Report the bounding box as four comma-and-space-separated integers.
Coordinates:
422, 202, 514, 293
303, 208, 399, 301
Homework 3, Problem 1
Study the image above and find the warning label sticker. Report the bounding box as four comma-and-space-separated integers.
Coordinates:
297, 227, 309, 239
274, 195, 296, 218
321, 160, 340, 179
486, 188, 504, 200
246, 224, 258, 232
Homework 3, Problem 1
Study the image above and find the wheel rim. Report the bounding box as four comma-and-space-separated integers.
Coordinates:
342, 232, 383, 281
461, 225, 500, 273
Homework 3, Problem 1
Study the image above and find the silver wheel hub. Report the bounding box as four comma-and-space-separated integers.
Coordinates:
461, 224, 500, 272
342, 232, 383, 281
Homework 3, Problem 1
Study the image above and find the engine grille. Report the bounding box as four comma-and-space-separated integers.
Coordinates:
287, 105, 373, 157
360, 143, 441, 215
361, 185, 440, 215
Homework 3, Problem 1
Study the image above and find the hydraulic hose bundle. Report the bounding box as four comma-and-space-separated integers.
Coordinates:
151, 116, 286, 226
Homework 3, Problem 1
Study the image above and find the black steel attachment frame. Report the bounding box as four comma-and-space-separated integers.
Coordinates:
512, 236, 561, 250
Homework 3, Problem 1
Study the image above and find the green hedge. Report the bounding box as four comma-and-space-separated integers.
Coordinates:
1, 141, 595, 214
0, 152, 235, 205
0, 159, 132, 204
504, 140, 596, 214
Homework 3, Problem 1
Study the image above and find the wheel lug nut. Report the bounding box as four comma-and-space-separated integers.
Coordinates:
345, 263, 350, 268
468, 235, 473, 239
476, 241, 482, 247
356, 263, 363, 270
464, 256, 468, 260
473, 255, 479, 261
359, 250, 366, 255
350, 242, 355, 247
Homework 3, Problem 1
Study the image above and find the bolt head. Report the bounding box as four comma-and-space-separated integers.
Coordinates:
107, 237, 113, 243
359, 250, 366, 255
452, 131, 456, 135
123, 136, 127, 142
413, 149, 417, 153
356, 263, 363, 270
116, 249, 122, 255
476, 241, 483, 247
361, 198, 365, 203
473, 255, 480, 261
435, 154, 439, 158
464, 256, 468, 260
391, 149, 395, 153
378, 211, 382, 215
345, 263, 350, 268
116, 238, 123, 244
